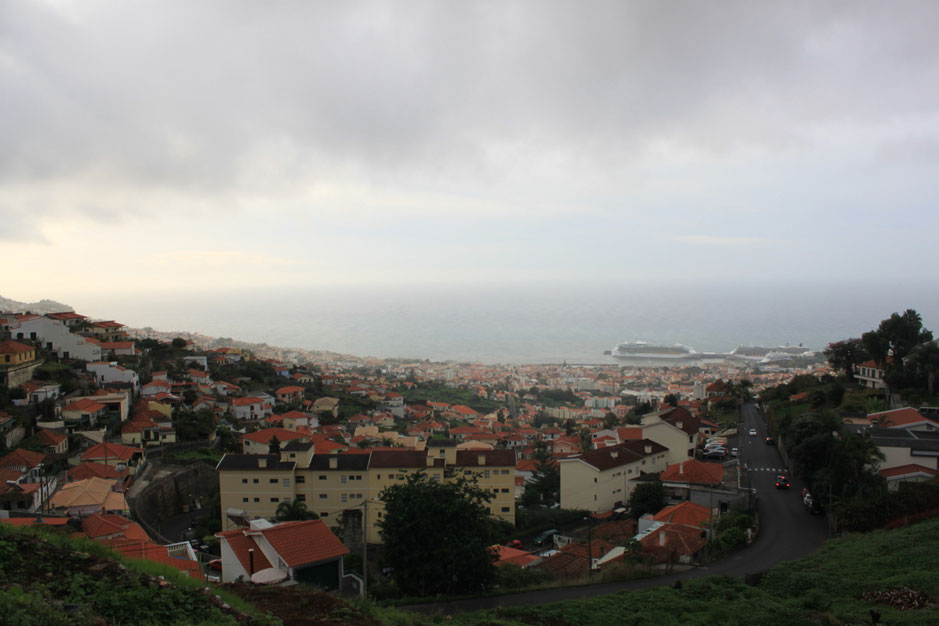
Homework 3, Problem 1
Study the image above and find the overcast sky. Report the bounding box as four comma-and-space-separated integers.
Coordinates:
2, 0, 938, 301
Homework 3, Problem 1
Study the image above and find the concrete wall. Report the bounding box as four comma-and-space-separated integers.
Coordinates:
131, 462, 219, 541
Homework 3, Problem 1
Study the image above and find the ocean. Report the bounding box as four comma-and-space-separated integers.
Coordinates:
69, 282, 939, 365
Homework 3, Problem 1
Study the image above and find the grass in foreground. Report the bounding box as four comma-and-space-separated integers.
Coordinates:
371, 518, 939, 625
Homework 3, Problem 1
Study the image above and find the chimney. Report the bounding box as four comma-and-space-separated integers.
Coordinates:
329, 457, 338, 469
679, 462, 684, 474
676, 421, 683, 430
248, 548, 255, 574
644, 444, 652, 454
610, 450, 618, 459
257, 458, 267, 469
477, 454, 486, 466
426, 455, 434, 467
658, 531, 666, 547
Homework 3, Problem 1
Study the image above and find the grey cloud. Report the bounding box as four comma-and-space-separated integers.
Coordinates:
1, 1, 939, 211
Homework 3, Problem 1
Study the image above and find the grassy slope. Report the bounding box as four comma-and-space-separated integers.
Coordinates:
0, 523, 278, 626
376, 518, 939, 625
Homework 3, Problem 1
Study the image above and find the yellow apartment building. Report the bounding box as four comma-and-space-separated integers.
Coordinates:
216, 439, 516, 542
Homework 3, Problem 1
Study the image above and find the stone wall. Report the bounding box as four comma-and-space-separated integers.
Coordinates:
130, 462, 218, 542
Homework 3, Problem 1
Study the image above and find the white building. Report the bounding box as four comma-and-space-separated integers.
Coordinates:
87, 362, 140, 394
10, 316, 102, 362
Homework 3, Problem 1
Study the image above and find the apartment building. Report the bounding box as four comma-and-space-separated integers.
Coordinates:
559, 439, 669, 513
216, 440, 516, 543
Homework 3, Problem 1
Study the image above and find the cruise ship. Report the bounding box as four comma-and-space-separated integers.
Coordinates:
609, 341, 697, 360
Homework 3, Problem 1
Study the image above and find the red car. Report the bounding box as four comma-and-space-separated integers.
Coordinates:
207, 559, 222, 572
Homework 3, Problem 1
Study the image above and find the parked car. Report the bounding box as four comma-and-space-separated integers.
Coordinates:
748, 428, 758, 436
207, 559, 222, 572
704, 449, 727, 460
775, 475, 790, 489
765, 436, 774, 445
730, 447, 739, 457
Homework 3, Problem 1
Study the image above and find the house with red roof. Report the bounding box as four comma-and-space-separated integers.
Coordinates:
241, 428, 310, 455
0, 339, 40, 387
0, 448, 46, 481
880, 463, 938, 491
232, 396, 273, 421
36, 429, 68, 455
637, 521, 709, 564
216, 519, 349, 586
275, 386, 305, 404
867, 408, 939, 431
856, 360, 887, 390
81, 442, 145, 475
652, 501, 710, 527
67, 461, 128, 483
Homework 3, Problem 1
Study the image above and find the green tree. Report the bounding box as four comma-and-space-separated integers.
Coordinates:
379, 472, 499, 597
527, 440, 559, 505
823, 339, 869, 381
174, 408, 216, 441
663, 393, 679, 407
579, 428, 592, 453
275, 499, 318, 521
171, 337, 187, 348
268, 434, 281, 455
628, 481, 666, 519
906, 341, 939, 397
862, 309, 934, 392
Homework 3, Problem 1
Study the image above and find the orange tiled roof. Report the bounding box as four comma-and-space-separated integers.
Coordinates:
261, 520, 349, 567
660, 459, 724, 486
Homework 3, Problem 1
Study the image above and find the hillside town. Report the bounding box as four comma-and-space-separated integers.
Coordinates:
2, 306, 937, 596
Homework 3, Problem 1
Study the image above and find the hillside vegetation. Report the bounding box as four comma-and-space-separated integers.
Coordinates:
0, 523, 275, 625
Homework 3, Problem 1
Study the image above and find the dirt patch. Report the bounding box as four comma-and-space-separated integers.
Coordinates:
223, 583, 382, 626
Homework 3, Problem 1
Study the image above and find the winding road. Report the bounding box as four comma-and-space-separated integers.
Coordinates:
407, 400, 830, 615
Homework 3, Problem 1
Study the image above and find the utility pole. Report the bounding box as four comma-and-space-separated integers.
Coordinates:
362, 499, 368, 599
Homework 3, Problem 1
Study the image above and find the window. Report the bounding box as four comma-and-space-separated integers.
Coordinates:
594, 477, 597, 483
319, 475, 327, 480
501, 507, 510, 513
270, 478, 278, 484
501, 488, 509, 493
242, 497, 248, 503
341, 475, 347, 484
270, 497, 279, 503
296, 494, 306, 502
319, 494, 327, 499
282, 478, 290, 487
356, 493, 363, 499
296, 475, 305, 484
341, 494, 347, 503
501, 469, 510, 475
484, 470, 490, 479
252, 478, 259, 484
254, 497, 260, 503
376, 474, 381, 479
241, 478, 248, 484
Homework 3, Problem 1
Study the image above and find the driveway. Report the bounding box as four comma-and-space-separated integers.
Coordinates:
407, 401, 830, 615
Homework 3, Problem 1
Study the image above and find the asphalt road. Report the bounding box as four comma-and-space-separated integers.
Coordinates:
407, 401, 830, 616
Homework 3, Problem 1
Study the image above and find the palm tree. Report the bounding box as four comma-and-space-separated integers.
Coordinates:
275, 499, 318, 522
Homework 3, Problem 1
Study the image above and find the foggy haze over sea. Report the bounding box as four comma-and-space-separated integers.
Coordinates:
72, 282, 939, 365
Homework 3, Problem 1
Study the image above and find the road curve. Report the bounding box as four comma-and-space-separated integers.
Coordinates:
406, 401, 830, 616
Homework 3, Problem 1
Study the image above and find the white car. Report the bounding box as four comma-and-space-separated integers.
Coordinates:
749, 428, 758, 436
